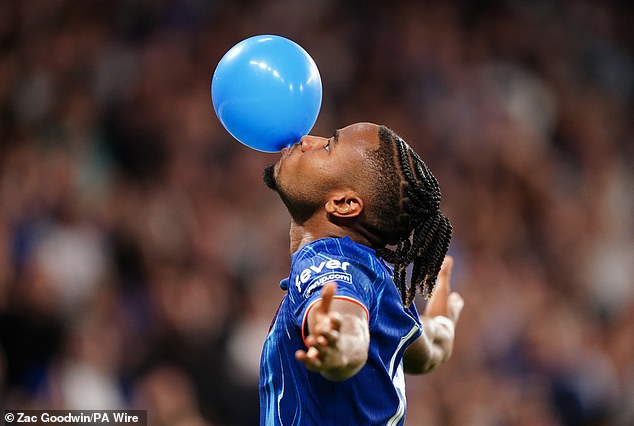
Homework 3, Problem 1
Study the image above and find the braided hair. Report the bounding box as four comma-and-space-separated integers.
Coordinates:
369, 126, 453, 307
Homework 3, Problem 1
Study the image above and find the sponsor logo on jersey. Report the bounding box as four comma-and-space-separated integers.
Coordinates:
295, 259, 351, 293
303, 272, 353, 297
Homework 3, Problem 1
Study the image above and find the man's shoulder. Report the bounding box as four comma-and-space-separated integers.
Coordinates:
288, 237, 390, 297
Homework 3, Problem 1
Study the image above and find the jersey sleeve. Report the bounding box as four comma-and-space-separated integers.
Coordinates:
286, 253, 374, 341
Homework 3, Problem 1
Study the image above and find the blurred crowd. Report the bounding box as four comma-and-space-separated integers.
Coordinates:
0, 0, 632, 425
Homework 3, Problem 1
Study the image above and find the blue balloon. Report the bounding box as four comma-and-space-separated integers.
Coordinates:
211, 35, 322, 153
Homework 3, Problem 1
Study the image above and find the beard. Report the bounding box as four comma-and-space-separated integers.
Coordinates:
263, 163, 278, 191
262, 163, 319, 223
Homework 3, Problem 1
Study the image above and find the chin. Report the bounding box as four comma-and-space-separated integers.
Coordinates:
263, 163, 279, 191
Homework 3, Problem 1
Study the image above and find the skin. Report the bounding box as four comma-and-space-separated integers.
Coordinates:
269, 122, 464, 380
404, 256, 464, 374
271, 122, 378, 251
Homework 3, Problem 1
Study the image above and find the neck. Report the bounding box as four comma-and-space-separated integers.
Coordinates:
288, 214, 376, 254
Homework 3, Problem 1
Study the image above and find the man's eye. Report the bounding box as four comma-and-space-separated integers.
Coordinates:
325, 140, 331, 152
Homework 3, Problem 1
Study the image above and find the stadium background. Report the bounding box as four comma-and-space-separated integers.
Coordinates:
0, 1, 632, 425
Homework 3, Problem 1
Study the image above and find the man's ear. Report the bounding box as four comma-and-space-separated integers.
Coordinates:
325, 191, 364, 218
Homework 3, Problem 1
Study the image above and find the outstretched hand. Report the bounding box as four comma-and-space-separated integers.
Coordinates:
295, 282, 343, 372
403, 256, 465, 374
295, 282, 370, 381
423, 256, 463, 324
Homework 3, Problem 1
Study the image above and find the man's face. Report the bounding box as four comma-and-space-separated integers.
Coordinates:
264, 122, 381, 221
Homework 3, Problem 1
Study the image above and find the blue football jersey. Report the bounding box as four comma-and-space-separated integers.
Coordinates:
259, 237, 422, 426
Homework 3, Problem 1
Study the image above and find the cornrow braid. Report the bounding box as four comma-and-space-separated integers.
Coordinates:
374, 127, 453, 307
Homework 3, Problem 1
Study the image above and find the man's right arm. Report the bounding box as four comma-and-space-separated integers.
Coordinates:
295, 282, 370, 381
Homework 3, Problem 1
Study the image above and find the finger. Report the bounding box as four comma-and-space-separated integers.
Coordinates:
317, 335, 329, 347
317, 282, 337, 315
447, 292, 464, 324
296, 348, 322, 371
308, 330, 335, 351
424, 256, 455, 317
319, 329, 340, 346
437, 256, 454, 291
295, 349, 307, 361
306, 346, 320, 360
305, 335, 317, 347
329, 311, 342, 330
296, 349, 315, 369
316, 310, 342, 329
295, 347, 315, 362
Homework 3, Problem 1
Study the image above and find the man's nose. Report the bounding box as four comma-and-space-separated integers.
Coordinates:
300, 135, 328, 152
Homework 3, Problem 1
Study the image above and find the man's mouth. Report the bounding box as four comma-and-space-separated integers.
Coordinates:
281, 142, 301, 158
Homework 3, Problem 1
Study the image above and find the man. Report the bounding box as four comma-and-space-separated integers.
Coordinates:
260, 122, 464, 425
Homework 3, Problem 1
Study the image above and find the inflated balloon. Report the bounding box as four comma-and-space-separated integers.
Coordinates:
211, 35, 322, 152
